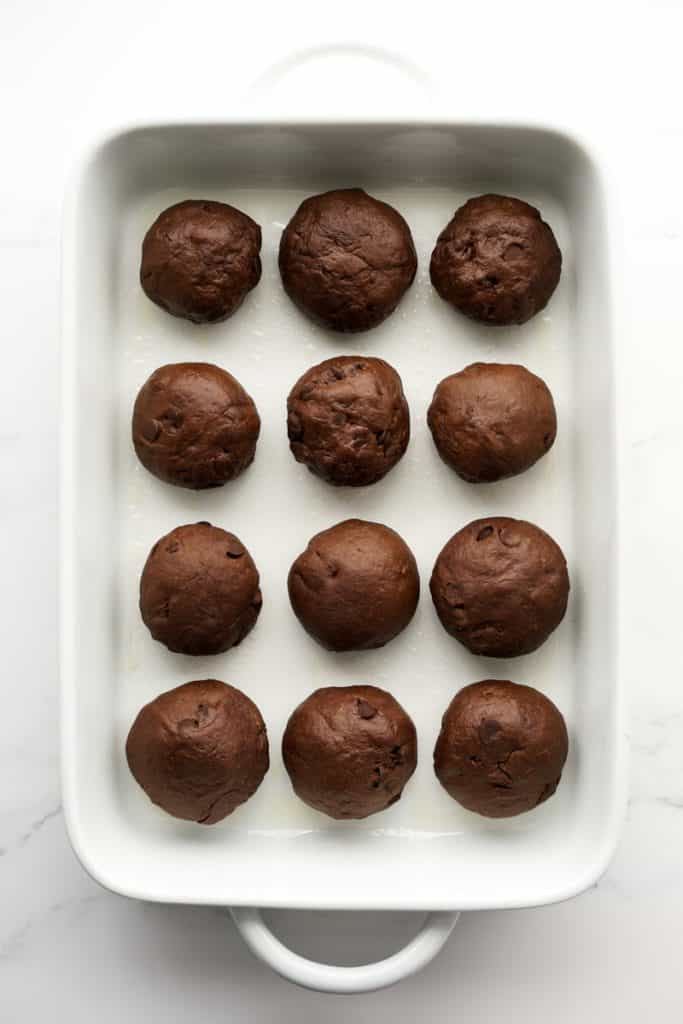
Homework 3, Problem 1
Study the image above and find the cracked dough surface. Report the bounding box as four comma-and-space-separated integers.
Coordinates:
287, 355, 410, 487
126, 679, 269, 824
433, 680, 568, 818
140, 199, 261, 324
430, 194, 561, 326
282, 685, 417, 820
279, 188, 417, 332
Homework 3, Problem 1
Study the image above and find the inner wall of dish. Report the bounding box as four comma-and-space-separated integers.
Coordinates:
111, 126, 590, 840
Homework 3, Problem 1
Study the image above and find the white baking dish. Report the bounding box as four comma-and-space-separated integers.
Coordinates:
62, 97, 624, 991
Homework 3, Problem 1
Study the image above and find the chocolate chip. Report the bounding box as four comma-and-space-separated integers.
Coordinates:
480, 719, 501, 742
357, 700, 377, 719
499, 526, 522, 548
142, 418, 161, 442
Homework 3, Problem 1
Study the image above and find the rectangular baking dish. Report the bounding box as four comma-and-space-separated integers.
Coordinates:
61, 118, 623, 916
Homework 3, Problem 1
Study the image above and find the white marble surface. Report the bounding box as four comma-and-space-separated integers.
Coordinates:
1, 1, 682, 1017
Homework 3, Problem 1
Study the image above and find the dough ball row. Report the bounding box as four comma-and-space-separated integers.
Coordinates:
127, 679, 568, 825
133, 357, 557, 490
140, 190, 561, 330
139, 517, 569, 659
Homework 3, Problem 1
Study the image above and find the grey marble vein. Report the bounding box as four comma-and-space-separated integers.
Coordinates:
0, 804, 62, 858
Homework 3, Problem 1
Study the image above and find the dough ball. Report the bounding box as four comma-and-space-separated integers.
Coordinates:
434, 680, 568, 817
279, 188, 417, 332
139, 522, 262, 655
427, 362, 556, 482
282, 685, 417, 819
140, 199, 261, 323
430, 517, 569, 657
288, 519, 419, 652
132, 362, 260, 489
430, 195, 561, 325
126, 679, 268, 824
287, 355, 409, 487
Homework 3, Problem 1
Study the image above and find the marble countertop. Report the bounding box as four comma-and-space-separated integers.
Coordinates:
1, 1, 682, 1018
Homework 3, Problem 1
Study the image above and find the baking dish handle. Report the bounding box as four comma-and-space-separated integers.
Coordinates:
230, 907, 459, 994
245, 43, 435, 120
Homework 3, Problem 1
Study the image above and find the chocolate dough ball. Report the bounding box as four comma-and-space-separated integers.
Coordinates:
139, 523, 262, 655
288, 519, 419, 652
430, 195, 562, 325
279, 188, 417, 332
126, 680, 269, 824
427, 363, 557, 482
140, 199, 261, 323
287, 356, 410, 487
132, 363, 260, 489
434, 680, 568, 818
430, 517, 569, 657
282, 685, 417, 819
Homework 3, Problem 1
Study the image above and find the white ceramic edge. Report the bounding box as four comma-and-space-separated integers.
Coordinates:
60, 114, 627, 915
60, 158, 83, 893
230, 907, 460, 994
